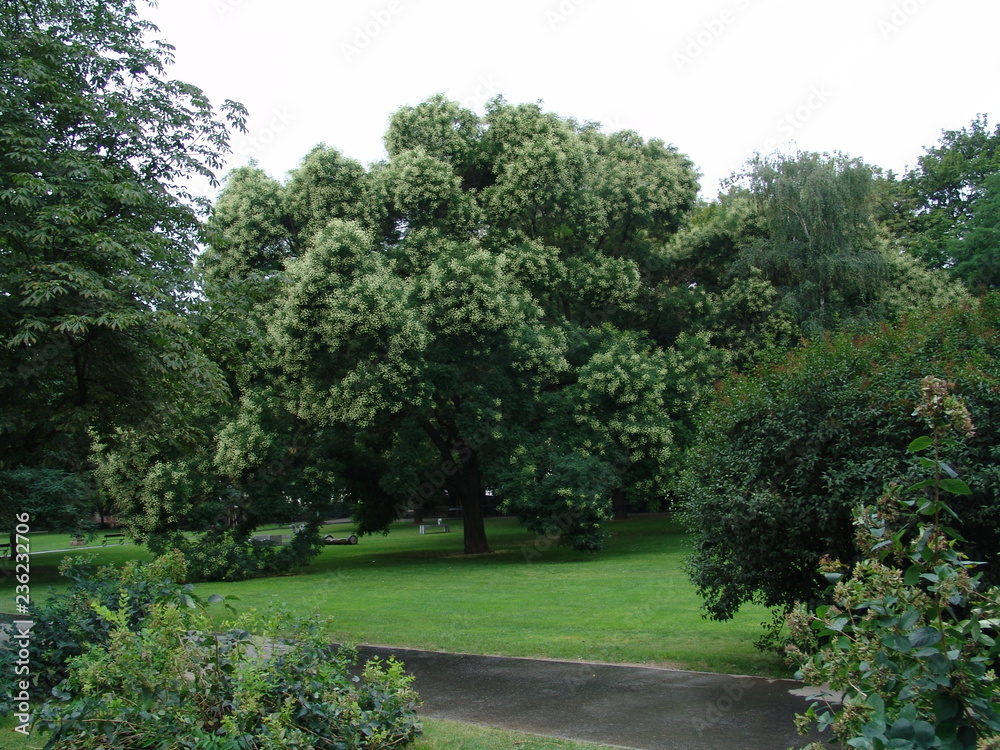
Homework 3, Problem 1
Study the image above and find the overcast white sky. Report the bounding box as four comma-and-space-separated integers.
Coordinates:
142, 0, 1000, 202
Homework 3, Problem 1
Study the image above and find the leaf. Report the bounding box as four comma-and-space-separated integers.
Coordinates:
939, 461, 959, 479
829, 616, 851, 632
908, 436, 933, 453
908, 626, 942, 649
867, 692, 886, 715
904, 566, 922, 587
888, 717, 914, 739
913, 721, 936, 746
883, 634, 912, 653
933, 695, 959, 721
938, 478, 972, 496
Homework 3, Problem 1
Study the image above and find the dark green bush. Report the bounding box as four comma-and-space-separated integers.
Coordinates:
677, 295, 1000, 621
148, 525, 324, 582
0, 551, 191, 704
7, 551, 421, 748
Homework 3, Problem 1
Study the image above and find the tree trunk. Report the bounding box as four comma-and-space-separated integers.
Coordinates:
423, 419, 491, 554
447, 451, 490, 554
612, 487, 629, 521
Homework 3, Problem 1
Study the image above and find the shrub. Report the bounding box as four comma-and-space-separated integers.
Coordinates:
2, 551, 422, 748
677, 295, 1000, 621
788, 378, 1000, 749
36, 607, 421, 749
0, 550, 192, 703
148, 525, 325, 582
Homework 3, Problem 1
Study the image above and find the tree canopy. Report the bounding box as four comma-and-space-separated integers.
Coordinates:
0, 0, 245, 482
206, 96, 702, 554
0, 0, 253, 563
881, 114, 1000, 289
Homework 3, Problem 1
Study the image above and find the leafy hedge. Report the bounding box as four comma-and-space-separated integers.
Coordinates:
788, 380, 1000, 749
2, 551, 422, 748
147, 525, 325, 582
677, 294, 1000, 620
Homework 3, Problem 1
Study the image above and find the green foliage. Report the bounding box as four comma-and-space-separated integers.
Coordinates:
148, 526, 325, 583
0, 467, 94, 536
0, 550, 193, 705
201, 165, 294, 285
212, 95, 701, 555
891, 114, 1000, 275
384, 94, 485, 189
948, 172, 1000, 294
285, 145, 373, 241
678, 295, 1000, 621
26, 555, 420, 749
788, 379, 1000, 750
736, 152, 895, 335
660, 157, 962, 377
0, 0, 243, 472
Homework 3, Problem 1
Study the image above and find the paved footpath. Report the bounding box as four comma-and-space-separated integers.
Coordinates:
357, 645, 827, 750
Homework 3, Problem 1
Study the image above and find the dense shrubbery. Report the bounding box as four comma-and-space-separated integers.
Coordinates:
0, 552, 192, 698
2, 551, 421, 748
677, 295, 1000, 620
788, 379, 1000, 750
147, 526, 325, 582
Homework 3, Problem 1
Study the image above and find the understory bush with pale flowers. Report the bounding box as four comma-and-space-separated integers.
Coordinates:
787, 378, 1000, 750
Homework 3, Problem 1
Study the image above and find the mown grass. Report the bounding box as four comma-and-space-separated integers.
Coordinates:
411, 718, 620, 749
210, 516, 782, 675
0, 516, 788, 750
0, 716, 617, 750
3, 515, 782, 677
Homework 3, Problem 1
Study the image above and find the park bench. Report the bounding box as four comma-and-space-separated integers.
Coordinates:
0, 543, 9, 558
102, 533, 127, 546
419, 520, 450, 534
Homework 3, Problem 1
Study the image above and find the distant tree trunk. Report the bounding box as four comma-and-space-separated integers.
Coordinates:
446, 450, 490, 554
423, 419, 492, 554
612, 488, 629, 521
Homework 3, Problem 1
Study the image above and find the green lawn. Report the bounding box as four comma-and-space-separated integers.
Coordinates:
0, 716, 616, 750
3, 515, 782, 676
0, 515, 785, 749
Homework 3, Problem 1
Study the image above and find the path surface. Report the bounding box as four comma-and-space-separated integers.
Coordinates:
357, 645, 826, 749
0, 606, 824, 749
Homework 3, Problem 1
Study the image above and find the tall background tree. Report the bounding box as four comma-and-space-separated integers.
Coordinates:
0, 0, 244, 535
209, 95, 704, 554
882, 114, 1000, 289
